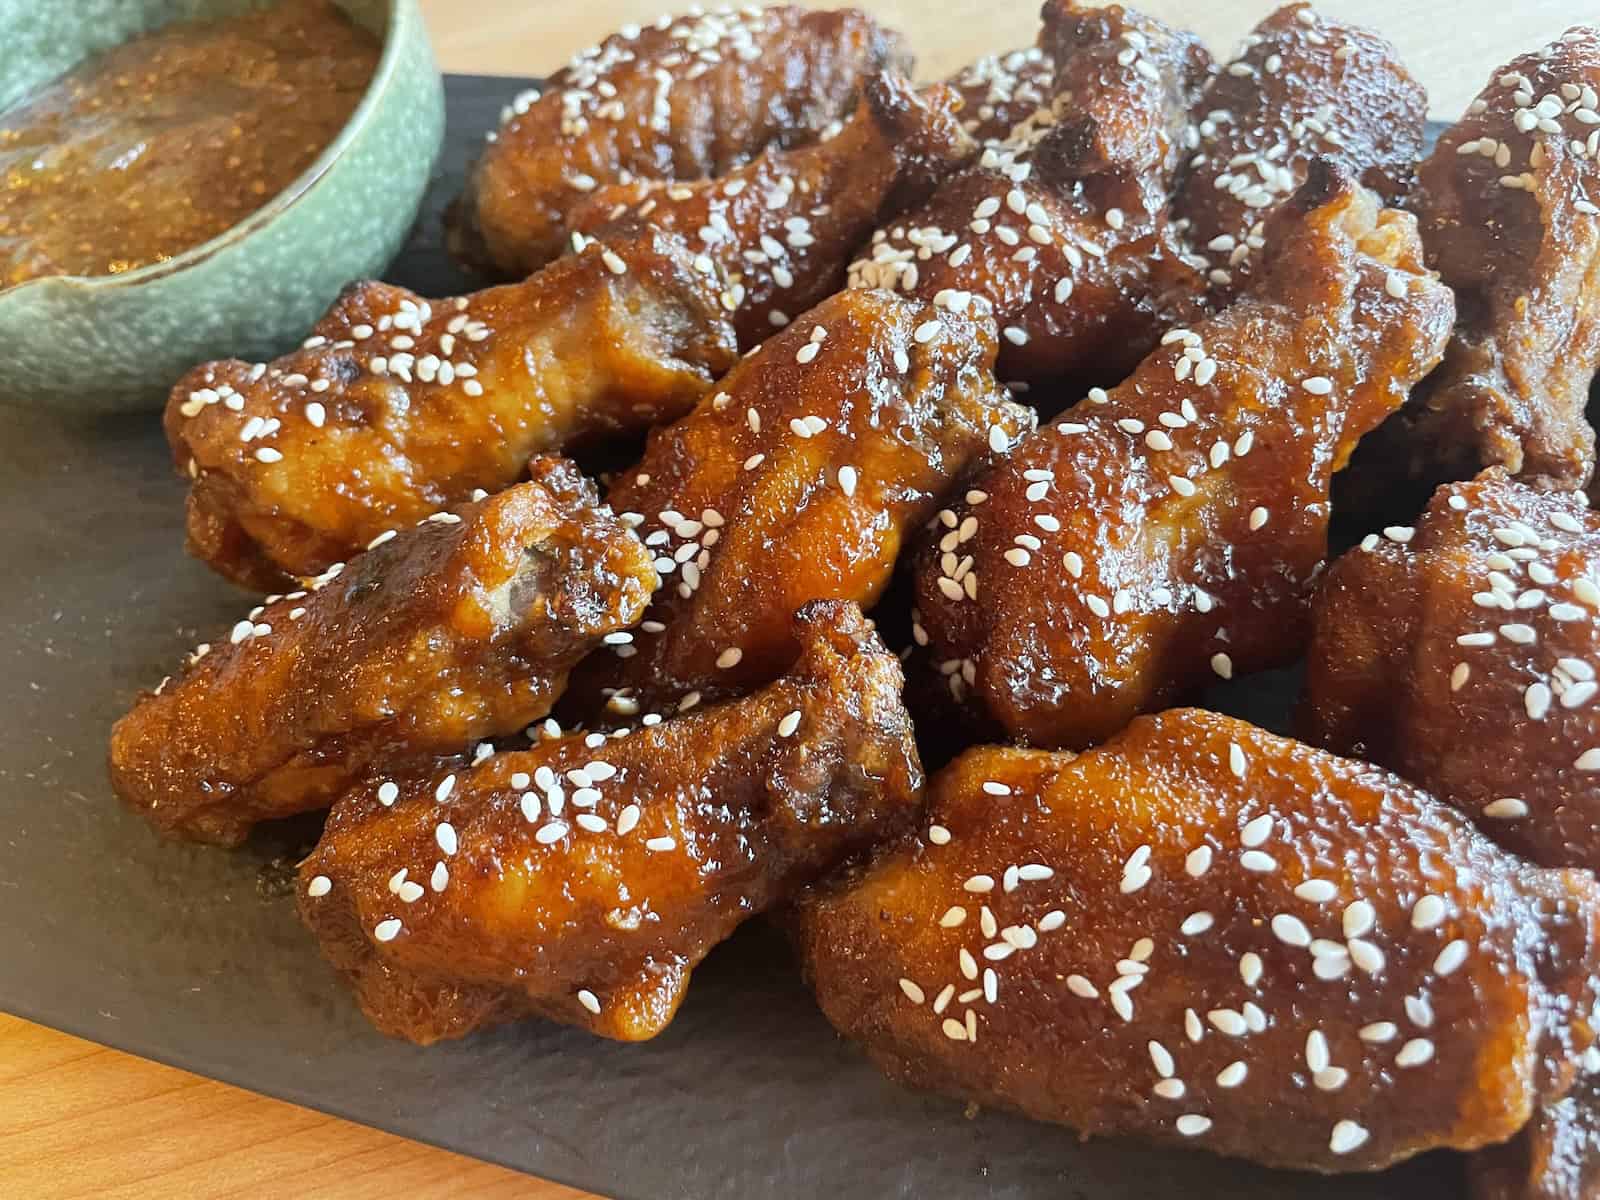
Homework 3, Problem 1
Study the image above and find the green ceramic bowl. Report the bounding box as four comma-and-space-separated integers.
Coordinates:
0, 0, 445, 412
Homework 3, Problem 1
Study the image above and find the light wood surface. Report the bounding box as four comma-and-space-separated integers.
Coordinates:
6, 0, 1596, 1196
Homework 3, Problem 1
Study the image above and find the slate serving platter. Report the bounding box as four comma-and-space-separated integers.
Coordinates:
0, 75, 1466, 1198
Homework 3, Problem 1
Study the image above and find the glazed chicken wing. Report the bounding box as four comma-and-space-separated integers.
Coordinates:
946, 46, 1055, 147
169, 226, 736, 590
1473, 1066, 1600, 1199
299, 600, 922, 1045
1173, 3, 1425, 305
1303, 470, 1600, 870
794, 709, 1600, 1174
562, 287, 1034, 721
1356, 26, 1600, 498
109, 460, 655, 846
568, 72, 975, 349
849, 1, 1211, 386
909, 164, 1452, 750
447, 6, 905, 277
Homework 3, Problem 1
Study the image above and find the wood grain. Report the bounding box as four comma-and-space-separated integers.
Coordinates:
6, 0, 1597, 1196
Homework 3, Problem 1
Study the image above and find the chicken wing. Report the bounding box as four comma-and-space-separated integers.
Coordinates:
568, 72, 975, 349
562, 287, 1035, 721
848, 1, 1211, 386
109, 460, 656, 847
447, 6, 905, 277
908, 164, 1453, 750
946, 46, 1055, 146
299, 600, 922, 1045
794, 708, 1600, 1174
1303, 470, 1600, 870
1354, 27, 1600, 500
1173, 3, 1425, 305
169, 226, 736, 591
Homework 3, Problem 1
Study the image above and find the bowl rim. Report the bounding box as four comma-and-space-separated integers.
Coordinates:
0, 0, 426, 301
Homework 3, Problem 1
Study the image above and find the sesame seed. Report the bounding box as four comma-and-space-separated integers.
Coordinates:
1248, 507, 1268, 531
434, 822, 458, 854
899, 978, 925, 1004
536, 822, 568, 845
1239, 952, 1263, 987
1211, 653, 1234, 680
1271, 914, 1311, 947
577, 988, 602, 1014
306, 875, 331, 897
1306, 1030, 1330, 1073
1216, 1062, 1247, 1087
1240, 850, 1276, 872
914, 320, 941, 343
1295, 879, 1337, 903
435, 775, 456, 803
1181, 911, 1214, 936
1330, 1121, 1369, 1155
1185, 846, 1213, 876
1240, 814, 1272, 847
716, 647, 743, 669
645, 836, 676, 852
1301, 376, 1333, 395
1483, 798, 1528, 819
1396, 1038, 1434, 1067
940, 906, 966, 928
964, 874, 996, 894
1208, 1008, 1247, 1036
1176, 1115, 1211, 1137
373, 919, 402, 942
928, 825, 952, 846
431, 862, 449, 891
1342, 901, 1375, 938
1360, 1022, 1397, 1043
1410, 895, 1446, 931
1526, 683, 1553, 720
1434, 939, 1469, 976
377, 781, 399, 806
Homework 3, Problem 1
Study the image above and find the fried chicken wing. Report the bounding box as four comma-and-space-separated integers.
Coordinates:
562, 288, 1034, 720
447, 6, 905, 277
568, 72, 975, 349
109, 460, 656, 847
1173, 3, 1425, 305
1356, 27, 1600, 499
909, 165, 1453, 750
848, 1, 1211, 386
169, 226, 736, 591
794, 709, 1600, 1174
1303, 470, 1600, 870
299, 600, 922, 1045
946, 46, 1055, 146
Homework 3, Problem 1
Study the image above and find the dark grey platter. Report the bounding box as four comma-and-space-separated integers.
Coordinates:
0, 76, 1464, 1199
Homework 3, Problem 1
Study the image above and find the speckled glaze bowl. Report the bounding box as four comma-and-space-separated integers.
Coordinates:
0, 0, 444, 412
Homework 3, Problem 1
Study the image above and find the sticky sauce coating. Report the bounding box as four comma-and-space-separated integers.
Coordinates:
0, 0, 379, 288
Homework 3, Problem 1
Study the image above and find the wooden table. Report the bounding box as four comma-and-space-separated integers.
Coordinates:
2, 1, 1591, 1196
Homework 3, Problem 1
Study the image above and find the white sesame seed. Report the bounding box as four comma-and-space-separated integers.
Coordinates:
377, 781, 399, 806
1181, 911, 1214, 936
306, 875, 331, 897
1330, 1121, 1369, 1155
1306, 1030, 1330, 1073
1240, 850, 1276, 873
536, 822, 568, 845
1208, 1009, 1247, 1036
1301, 376, 1333, 395
1295, 879, 1337, 903
1360, 1022, 1398, 1043
1272, 914, 1311, 947
1411, 895, 1446, 931
1248, 507, 1268, 531
928, 825, 952, 845
1483, 798, 1528, 820
435, 822, 458, 854
1434, 939, 1469, 976
964, 874, 996, 894
1176, 1115, 1212, 1137
716, 647, 743, 670
1240, 814, 1272, 847
435, 775, 456, 803
1211, 653, 1233, 680
1527, 683, 1553, 720
373, 918, 402, 942
1185, 846, 1213, 877
1216, 1061, 1247, 1088
1396, 1038, 1434, 1067
1406, 995, 1434, 1028
1239, 952, 1263, 987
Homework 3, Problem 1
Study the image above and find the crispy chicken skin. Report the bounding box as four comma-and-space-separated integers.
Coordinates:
946, 46, 1055, 146
1359, 27, 1600, 498
109, 461, 656, 847
1303, 470, 1600, 870
563, 288, 1034, 721
1174, 3, 1425, 305
569, 72, 976, 349
168, 226, 736, 591
909, 165, 1453, 750
447, 6, 905, 277
299, 601, 923, 1045
794, 709, 1600, 1174
848, 1, 1211, 386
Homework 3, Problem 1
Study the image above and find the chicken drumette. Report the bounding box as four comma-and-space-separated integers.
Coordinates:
848, 0, 1211, 387
794, 708, 1600, 1175
109, 460, 656, 846
447, 6, 905, 277
909, 164, 1452, 750
945, 46, 1056, 146
568, 72, 976, 349
299, 600, 922, 1045
169, 226, 735, 590
1173, 3, 1425, 304
1353, 26, 1600, 500
561, 287, 1034, 721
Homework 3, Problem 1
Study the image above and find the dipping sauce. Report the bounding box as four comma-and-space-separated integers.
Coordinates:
0, 0, 380, 289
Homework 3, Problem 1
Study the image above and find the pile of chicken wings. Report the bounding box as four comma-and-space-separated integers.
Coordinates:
113, 3, 1600, 1192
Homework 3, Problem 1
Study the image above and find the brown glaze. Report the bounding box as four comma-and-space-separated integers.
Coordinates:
108, 461, 656, 846
909, 165, 1452, 750
794, 709, 1600, 1174
0, 0, 378, 288
849, 1, 1211, 387
569, 72, 975, 349
447, 5, 905, 277
1358, 26, 1600, 500
167, 224, 736, 591
1472, 1069, 1600, 1199
945, 46, 1056, 147
562, 287, 1034, 721
1303, 469, 1600, 871
299, 601, 922, 1045
1173, 2, 1425, 305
